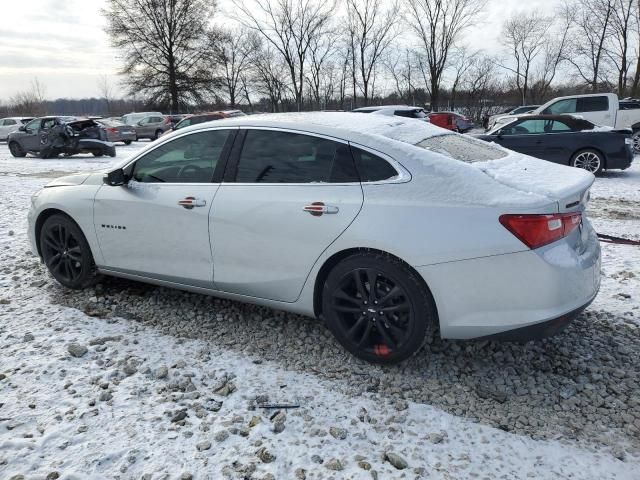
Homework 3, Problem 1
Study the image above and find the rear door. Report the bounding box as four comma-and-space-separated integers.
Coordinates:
210, 128, 364, 302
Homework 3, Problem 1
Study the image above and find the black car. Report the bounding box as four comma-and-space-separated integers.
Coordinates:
7, 116, 116, 159
474, 115, 633, 174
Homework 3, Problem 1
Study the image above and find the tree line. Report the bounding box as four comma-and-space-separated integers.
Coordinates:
2, 0, 639, 121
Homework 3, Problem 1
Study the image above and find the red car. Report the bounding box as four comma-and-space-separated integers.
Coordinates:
428, 112, 474, 133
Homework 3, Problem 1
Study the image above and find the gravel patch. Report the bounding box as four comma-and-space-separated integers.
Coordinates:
39, 267, 639, 456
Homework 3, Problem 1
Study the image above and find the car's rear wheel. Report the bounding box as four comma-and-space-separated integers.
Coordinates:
8, 141, 26, 158
123, 140, 132, 145
322, 252, 436, 364
153, 129, 163, 140
93, 152, 103, 157
40, 214, 95, 289
571, 149, 604, 175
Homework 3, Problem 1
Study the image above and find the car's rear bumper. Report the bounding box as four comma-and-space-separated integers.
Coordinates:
416, 220, 601, 340
607, 145, 634, 170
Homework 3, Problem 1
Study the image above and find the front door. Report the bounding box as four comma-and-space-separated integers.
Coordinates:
94, 128, 235, 286
211, 128, 364, 302
21, 118, 43, 151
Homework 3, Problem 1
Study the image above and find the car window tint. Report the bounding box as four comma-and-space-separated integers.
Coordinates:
394, 110, 414, 118
5, 119, 16, 126
25, 119, 39, 132
544, 98, 576, 114
503, 119, 558, 134
576, 96, 609, 112
415, 134, 507, 162
132, 130, 230, 183
235, 130, 358, 183
551, 120, 572, 132
175, 118, 191, 129
351, 146, 398, 181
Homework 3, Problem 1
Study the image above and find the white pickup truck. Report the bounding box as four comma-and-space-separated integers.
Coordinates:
491, 93, 640, 151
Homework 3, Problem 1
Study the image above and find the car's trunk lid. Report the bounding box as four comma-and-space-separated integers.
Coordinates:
474, 153, 594, 213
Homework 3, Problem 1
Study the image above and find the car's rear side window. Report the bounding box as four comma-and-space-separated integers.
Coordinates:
415, 134, 508, 162
235, 130, 358, 183
350, 146, 398, 181
577, 96, 609, 112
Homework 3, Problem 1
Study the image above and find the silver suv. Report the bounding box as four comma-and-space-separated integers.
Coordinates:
134, 115, 171, 140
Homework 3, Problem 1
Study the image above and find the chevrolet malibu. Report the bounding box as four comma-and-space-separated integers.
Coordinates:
28, 113, 601, 364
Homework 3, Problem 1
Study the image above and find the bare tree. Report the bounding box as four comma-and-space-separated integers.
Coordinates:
449, 46, 476, 110
385, 49, 417, 104
606, 0, 635, 95
500, 11, 553, 105
307, 34, 336, 109
232, 0, 334, 111
345, 0, 399, 106
10, 78, 47, 116
212, 29, 260, 107
253, 45, 291, 112
460, 54, 498, 120
97, 74, 116, 114
403, 0, 486, 110
631, 0, 640, 96
567, 0, 615, 91
529, 3, 573, 102
103, 0, 218, 112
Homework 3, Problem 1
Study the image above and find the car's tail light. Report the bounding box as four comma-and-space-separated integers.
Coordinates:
499, 213, 582, 249
106, 127, 117, 133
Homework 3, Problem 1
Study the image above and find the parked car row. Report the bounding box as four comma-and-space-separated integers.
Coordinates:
0, 110, 248, 157
7, 116, 116, 158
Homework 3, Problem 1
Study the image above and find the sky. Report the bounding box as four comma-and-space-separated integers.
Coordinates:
0, 0, 555, 101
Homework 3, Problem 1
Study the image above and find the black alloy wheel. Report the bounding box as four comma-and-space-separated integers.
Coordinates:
40, 215, 95, 289
322, 253, 435, 364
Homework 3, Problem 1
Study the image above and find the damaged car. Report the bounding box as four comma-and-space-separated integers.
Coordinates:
7, 116, 116, 158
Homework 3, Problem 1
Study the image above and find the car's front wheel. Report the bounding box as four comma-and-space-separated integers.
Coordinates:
8, 141, 26, 158
123, 140, 132, 145
93, 152, 103, 157
571, 149, 604, 175
153, 129, 163, 140
322, 252, 436, 364
40, 214, 95, 289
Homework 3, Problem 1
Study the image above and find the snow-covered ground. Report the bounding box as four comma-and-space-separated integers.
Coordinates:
0, 142, 638, 479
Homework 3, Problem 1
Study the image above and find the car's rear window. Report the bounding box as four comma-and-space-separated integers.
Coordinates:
415, 134, 508, 162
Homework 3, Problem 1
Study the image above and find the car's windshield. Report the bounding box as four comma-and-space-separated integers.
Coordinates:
415, 134, 507, 162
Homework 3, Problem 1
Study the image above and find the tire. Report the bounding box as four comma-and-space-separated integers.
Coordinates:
153, 129, 163, 140
40, 214, 96, 289
321, 252, 436, 364
93, 152, 103, 157
8, 141, 26, 158
123, 140, 132, 145
571, 149, 604, 174
632, 130, 640, 154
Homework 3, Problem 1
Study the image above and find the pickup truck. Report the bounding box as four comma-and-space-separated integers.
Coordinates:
490, 93, 640, 151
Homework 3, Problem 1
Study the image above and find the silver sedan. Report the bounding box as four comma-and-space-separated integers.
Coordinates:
28, 113, 600, 364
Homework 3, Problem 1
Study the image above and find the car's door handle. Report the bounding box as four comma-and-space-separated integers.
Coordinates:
303, 202, 339, 216
178, 196, 207, 209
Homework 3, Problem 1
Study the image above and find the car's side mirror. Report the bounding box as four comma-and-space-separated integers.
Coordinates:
104, 168, 127, 186
18, 126, 26, 132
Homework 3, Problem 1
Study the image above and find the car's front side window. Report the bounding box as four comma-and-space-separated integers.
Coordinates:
25, 119, 40, 133
234, 130, 359, 183
132, 130, 231, 183
544, 99, 577, 115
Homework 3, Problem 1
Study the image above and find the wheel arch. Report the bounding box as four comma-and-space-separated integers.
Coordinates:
312, 247, 440, 326
34, 208, 83, 258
